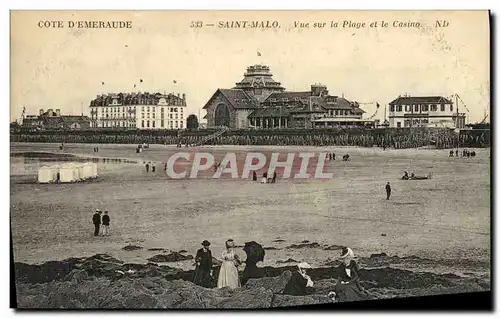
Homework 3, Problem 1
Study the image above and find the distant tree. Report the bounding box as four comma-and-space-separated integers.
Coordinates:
186, 114, 199, 131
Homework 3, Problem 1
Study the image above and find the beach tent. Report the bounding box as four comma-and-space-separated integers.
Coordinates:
91, 163, 98, 178
37, 166, 53, 183
76, 163, 85, 181
67, 163, 80, 181
50, 165, 60, 182
59, 163, 75, 183
82, 162, 93, 180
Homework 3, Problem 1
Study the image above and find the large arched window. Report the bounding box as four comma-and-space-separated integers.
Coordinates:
214, 103, 231, 127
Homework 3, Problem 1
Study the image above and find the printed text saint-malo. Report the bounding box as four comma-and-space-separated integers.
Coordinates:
218, 21, 280, 28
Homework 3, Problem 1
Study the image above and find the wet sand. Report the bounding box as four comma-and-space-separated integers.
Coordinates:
10, 142, 490, 279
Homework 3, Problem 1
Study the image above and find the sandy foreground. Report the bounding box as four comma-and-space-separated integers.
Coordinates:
10, 142, 490, 279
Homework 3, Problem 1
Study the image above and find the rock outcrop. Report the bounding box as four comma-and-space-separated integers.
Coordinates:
13, 253, 491, 309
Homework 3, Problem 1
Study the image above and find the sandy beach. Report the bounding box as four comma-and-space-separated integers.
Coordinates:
10, 142, 490, 280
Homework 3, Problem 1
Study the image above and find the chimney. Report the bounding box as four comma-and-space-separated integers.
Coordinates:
39, 109, 44, 116
55, 109, 61, 117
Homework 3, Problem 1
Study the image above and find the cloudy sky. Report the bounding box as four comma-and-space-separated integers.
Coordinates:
11, 10, 489, 123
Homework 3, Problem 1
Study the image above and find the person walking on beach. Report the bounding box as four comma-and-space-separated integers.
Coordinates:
385, 182, 391, 200
272, 171, 277, 183
145, 162, 150, 173
193, 240, 213, 288
252, 171, 257, 182
101, 211, 110, 236
217, 239, 241, 289
261, 172, 268, 183
92, 209, 102, 236
152, 163, 156, 173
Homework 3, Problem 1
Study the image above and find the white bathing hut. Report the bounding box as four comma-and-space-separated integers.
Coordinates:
67, 163, 80, 181
37, 166, 53, 183
77, 163, 85, 181
37, 162, 98, 184
92, 162, 98, 178
59, 163, 76, 183
50, 165, 60, 182
82, 162, 93, 180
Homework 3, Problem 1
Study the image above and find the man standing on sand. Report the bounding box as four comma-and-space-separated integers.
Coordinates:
385, 182, 391, 200
92, 209, 102, 236
102, 211, 110, 236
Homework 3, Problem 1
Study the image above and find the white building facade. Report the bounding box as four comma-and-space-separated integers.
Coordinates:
89, 92, 186, 130
388, 95, 466, 129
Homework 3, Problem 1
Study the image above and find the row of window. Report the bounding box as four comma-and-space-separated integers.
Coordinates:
395, 119, 430, 128
390, 104, 453, 113
327, 109, 352, 116
140, 113, 182, 119
249, 118, 287, 126
97, 122, 137, 128
95, 114, 135, 119
107, 99, 184, 106
95, 106, 184, 113
269, 97, 299, 102
94, 120, 184, 129
141, 120, 183, 129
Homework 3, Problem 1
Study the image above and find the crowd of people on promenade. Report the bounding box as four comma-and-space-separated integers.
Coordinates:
192, 239, 366, 303
11, 128, 489, 149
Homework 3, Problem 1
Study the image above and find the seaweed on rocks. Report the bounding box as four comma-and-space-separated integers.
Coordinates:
323, 244, 344, 251
147, 252, 194, 263
272, 239, 286, 243
286, 242, 321, 249
122, 245, 143, 251
147, 248, 167, 252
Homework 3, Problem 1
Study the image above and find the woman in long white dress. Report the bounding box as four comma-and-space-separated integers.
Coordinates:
217, 239, 241, 289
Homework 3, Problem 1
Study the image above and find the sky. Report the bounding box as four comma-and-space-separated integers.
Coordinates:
10, 10, 490, 123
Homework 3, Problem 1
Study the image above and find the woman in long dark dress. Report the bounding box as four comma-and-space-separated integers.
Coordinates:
193, 240, 213, 288
334, 247, 368, 302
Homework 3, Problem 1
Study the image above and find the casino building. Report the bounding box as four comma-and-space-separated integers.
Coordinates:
89, 92, 187, 130
202, 64, 370, 129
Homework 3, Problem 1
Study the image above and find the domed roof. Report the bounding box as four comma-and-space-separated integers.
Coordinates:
233, 64, 285, 91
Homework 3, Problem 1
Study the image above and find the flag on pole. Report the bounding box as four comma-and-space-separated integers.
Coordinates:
376, 103, 380, 108
173, 80, 177, 84
134, 84, 136, 88
140, 79, 143, 83
257, 51, 261, 57
101, 82, 105, 85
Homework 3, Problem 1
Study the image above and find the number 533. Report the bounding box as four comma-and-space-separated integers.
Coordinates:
190, 21, 203, 28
